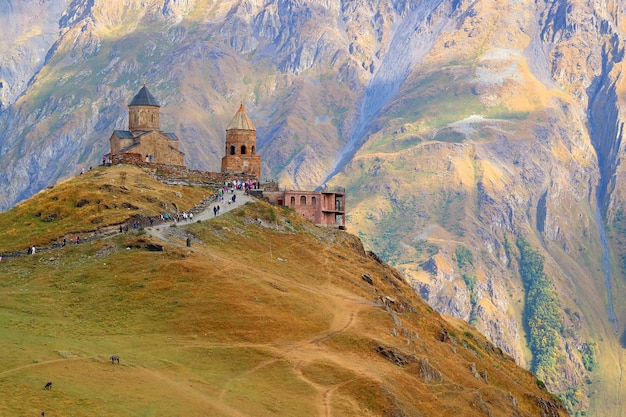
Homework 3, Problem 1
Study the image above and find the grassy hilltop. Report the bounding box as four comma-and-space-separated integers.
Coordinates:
0, 165, 567, 416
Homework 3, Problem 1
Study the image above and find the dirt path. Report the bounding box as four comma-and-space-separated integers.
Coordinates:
141, 367, 254, 417
0, 357, 86, 378
147, 189, 252, 244
0, 189, 382, 416
142, 235, 381, 417
211, 278, 380, 417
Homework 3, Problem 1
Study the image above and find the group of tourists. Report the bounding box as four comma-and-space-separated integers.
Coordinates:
217, 179, 259, 200
158, 211, 194, 224
6, 178, 257, 261
20, 235, 82, 257
231, 179, 259, 191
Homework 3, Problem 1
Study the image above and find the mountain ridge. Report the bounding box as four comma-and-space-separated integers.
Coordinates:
2, 1, 626, 415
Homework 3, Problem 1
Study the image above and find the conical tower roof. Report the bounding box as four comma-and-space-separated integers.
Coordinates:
226, 104, 255, 131
129, 85, 160, 107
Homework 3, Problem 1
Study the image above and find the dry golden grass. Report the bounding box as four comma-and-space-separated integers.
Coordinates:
0, 164, 212, 253
0, 172, 569, 416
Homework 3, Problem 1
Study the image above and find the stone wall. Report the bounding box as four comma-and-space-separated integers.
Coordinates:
112, 153, 257, 186
221, 154, 261, 177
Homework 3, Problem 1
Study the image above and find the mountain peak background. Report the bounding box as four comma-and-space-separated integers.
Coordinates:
2, 1, 626, 415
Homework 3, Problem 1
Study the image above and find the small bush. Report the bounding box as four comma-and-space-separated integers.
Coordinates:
267, 207, 277, 223
455, 246, 474, 269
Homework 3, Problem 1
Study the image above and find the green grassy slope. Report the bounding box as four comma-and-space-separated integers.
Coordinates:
0, 168, 567, 416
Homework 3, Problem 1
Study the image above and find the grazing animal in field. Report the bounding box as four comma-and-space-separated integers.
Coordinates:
110, 355, 120, 364
43, 382, 52, 390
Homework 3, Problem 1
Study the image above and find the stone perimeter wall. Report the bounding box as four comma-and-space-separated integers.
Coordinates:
112, 153, 257, 186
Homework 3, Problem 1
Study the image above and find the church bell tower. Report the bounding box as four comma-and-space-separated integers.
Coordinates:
221, 104, 261, 178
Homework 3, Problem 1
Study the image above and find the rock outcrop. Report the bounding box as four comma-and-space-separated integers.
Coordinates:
2, 1, 626, 415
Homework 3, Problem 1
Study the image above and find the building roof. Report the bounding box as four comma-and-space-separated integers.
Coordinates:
165, 133, 179, 140
113, 130, 135, 138
129, 85, 160, 107
226, 104, 256, 131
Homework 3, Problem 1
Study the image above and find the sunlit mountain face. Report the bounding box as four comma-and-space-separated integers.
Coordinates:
2, 1, 626, 415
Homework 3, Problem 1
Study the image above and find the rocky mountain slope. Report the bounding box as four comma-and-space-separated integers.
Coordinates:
0, 165, 569, 416
1, 0, 626, 415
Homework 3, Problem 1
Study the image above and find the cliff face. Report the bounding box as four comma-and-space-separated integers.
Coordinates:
1, 0, 626, 415
0, 0, 67, 108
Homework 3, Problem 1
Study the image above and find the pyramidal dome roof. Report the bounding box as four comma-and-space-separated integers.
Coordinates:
226, 104, 255, 131
129, 85, 160, 107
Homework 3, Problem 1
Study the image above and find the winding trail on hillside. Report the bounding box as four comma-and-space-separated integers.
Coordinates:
147, 189, 252, 243
141, 367, 253, 417
213, 295, 373, 417
133, 195, 374, 416
210, 249, 381, 416
1, 188, 385, 416
137, 287, 376, 417
134, 237, 382, 417
0, 187, 252, 259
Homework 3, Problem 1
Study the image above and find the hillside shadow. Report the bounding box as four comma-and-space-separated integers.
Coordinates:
620, 328, 626, 349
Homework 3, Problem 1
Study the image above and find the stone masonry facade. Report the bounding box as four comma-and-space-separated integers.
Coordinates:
109, 85, 184, 166
113, 153, 257, 186
221, 104, 261, 178
109, 86, 345, 228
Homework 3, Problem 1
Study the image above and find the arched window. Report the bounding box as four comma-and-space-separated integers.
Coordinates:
300, 196, 306, 205
151, 114, 155, 123
134, 113, 139, 124
290, 196, 295, 205
230, 145, 236, 155
311, 196, 316, 205
251, 146, 256, 154
241, 145, 247, 155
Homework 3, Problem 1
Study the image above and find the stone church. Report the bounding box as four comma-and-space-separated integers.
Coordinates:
109, 85, 185, 166
109, 86, 262, 178
107, 86, 344, 228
